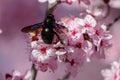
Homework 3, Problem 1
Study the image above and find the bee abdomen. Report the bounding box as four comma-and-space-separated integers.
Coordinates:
41, 28, 54, 44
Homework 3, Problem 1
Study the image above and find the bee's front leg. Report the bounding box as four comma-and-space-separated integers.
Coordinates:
54, 32, 64, 45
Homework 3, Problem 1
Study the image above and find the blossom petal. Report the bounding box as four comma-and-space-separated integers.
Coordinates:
84, 15, 97, 27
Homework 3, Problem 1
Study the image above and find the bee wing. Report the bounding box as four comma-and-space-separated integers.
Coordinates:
53, 23, 68, 45
21, 22, 43, 33
54, 23, 68, 34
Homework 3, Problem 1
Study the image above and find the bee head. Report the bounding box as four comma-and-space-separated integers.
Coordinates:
44, 14, 55, 25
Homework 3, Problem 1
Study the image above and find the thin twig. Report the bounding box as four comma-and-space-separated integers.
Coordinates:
29, 64, 37, 80
107, 15, 120, 30
45, 0, 62, 17
57, 72, 71, 80
103, 4, 110, 19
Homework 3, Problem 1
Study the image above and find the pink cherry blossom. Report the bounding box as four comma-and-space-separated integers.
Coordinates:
26, 14, 112, 76
60, 14, 111, 62
65, 0, 90, 5
34, 57, 58, 72
86, 2, 109, 19
38, 0, 57, 4
101, 60, 120, 80
65, 48, 84, 77
6, 70, 32, 80
82, 40, 94, 62
65, 0, 77, 4
38, 0, 90, 5
30, 41, 58, 72
92, 24, 112, 58
31, 42, 56, 62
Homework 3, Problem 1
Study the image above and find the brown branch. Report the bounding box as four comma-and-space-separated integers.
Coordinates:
57, 72, 71, 80
29, 64, 37, 80
45, 0, 62, 17
107, 15, 120, 30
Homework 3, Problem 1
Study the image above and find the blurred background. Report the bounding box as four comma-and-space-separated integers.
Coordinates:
0, 0, 120, 80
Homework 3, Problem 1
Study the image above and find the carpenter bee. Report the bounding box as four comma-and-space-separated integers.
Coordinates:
21, 14, 66, 44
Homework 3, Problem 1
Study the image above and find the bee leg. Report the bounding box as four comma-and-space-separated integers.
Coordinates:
54, 32, 64, 45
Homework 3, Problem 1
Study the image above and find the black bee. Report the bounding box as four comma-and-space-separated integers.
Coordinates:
21, 14, 66, 44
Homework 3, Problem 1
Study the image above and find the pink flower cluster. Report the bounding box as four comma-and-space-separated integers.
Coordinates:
6, 70, 32, 80
38, 0, 90, 5
101, 60, 120, 80
64, 0, 90, 5
28, 14, 112, 76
